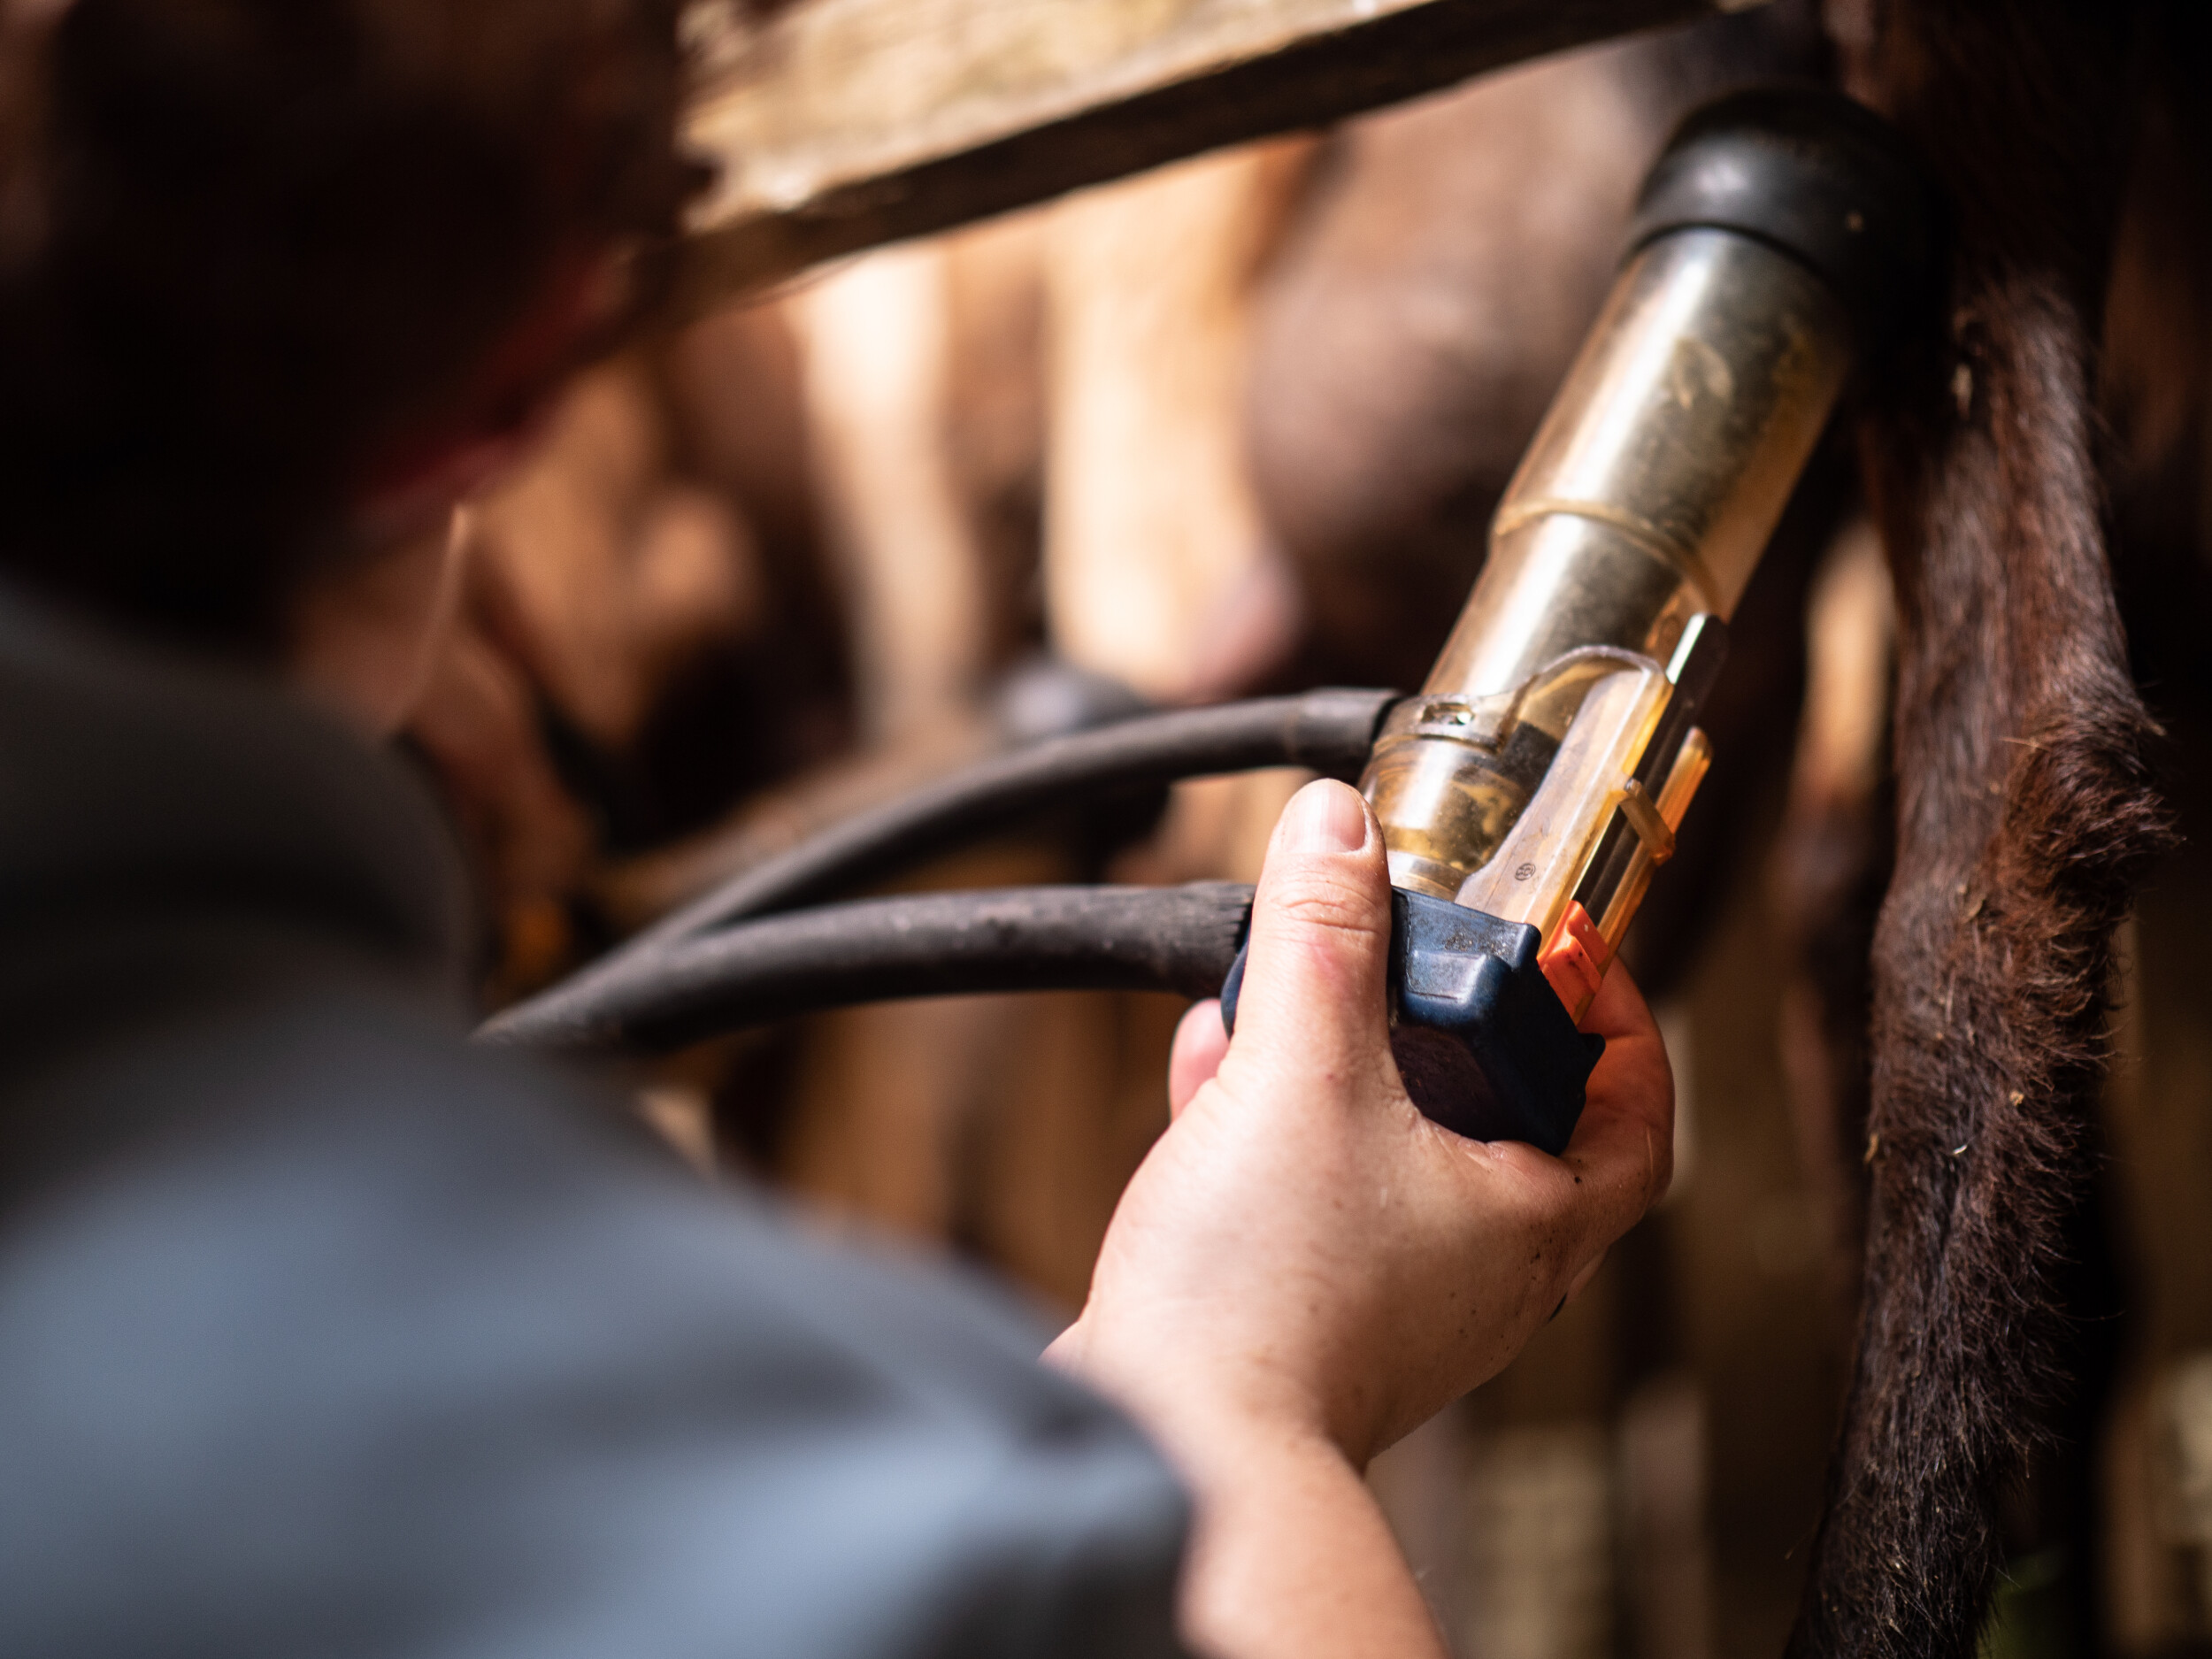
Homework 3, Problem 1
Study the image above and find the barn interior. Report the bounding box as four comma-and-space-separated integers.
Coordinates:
303, 1, 2212, 1655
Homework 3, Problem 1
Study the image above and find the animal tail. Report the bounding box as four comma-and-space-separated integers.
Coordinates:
1788, 4, 2175, 1655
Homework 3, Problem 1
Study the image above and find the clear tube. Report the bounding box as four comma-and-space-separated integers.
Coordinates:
1362, 227, 1853, 1008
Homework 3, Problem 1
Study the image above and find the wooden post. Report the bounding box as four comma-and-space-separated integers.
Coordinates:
671, 0, 1765, 313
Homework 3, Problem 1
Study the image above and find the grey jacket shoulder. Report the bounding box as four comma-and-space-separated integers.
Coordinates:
0, 989, 1190, 1659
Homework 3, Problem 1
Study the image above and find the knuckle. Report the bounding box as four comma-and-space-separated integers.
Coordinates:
1506, 1172, 1575, 1236
1266, 866, 1386, 943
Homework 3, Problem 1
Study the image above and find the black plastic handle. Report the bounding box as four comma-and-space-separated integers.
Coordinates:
1219, 887, 1603, 1156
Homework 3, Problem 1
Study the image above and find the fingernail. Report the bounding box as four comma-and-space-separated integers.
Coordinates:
1281, 781, 1370, 855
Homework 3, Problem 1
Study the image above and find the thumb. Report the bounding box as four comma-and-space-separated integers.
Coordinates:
1227, 780, 1395, 1086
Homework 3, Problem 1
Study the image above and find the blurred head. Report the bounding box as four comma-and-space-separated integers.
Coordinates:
0, 0, 693, 656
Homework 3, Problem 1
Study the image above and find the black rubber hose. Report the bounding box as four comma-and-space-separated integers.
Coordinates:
633, 687, 1394, 945
487, 687, 1394, 1051
479, 882, 1256, 1055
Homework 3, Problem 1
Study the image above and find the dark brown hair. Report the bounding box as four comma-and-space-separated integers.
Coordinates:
1789, 3, 2177, 1655
0, 0, 690, 649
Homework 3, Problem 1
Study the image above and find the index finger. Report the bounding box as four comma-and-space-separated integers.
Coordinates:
1559, 960, 1677, 1220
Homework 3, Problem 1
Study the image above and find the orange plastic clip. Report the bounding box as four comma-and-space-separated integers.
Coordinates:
1538, 900, 1612, 1020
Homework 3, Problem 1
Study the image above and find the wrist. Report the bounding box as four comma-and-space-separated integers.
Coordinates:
1049, 1317, 1446, 1659
1046, 1310, 1352, 1484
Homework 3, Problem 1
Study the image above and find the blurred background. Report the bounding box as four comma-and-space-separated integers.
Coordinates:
390, 4, 2212, 1654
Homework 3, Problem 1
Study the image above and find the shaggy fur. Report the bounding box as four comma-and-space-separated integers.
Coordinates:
1789, 4, 2176, 1654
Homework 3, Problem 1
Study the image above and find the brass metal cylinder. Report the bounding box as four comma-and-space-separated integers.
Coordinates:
1363, 227, 1853, 897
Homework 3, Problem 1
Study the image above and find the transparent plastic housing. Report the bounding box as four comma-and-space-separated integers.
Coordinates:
1363, 227, 1852, 1010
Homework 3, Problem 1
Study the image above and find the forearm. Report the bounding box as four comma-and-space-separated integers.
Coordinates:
1169, 1421, 1449, 1659
1046, 1329, 1447, 1659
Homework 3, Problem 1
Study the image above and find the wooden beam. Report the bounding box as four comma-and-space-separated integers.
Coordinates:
670, 0, 1767, 315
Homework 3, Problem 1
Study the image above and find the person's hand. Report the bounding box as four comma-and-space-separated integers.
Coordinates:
1045, 778, 1673, 1657
1053, 775, 1672, 1461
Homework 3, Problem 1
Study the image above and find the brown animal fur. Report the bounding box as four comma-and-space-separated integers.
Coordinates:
1791, 4, 2176, 1653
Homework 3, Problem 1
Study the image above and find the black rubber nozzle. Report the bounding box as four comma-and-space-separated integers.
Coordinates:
1628, 86, 1939, 349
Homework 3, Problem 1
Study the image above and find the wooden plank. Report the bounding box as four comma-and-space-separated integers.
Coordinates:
669, 0, 1767, 314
